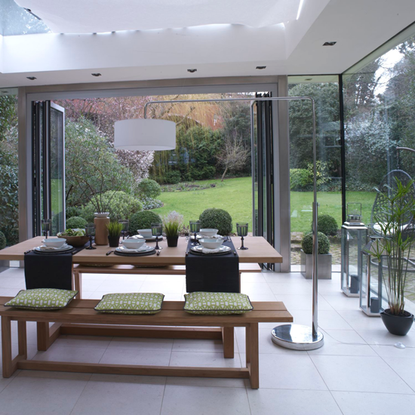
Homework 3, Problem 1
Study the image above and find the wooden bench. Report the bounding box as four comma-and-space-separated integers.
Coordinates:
73, 263, 262, 298
0, 297, 292, 388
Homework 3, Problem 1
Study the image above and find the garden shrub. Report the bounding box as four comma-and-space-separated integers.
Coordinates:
199, 208, 232, 236
0, 231, 6, 250
163, 171, 181, 184
315, 214, 338, 236
302, 231, 330, 255
66, 206, 82, 219
81, 191, 143, 222
141, 197, 163, 210
129, 211, 162, 234
66, 216, 87, 229
136, 179, 161, 199
290, 168, 312, 191
0, 226, 18, 247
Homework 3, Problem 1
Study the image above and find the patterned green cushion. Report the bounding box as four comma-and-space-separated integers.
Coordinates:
184, 292, 253, 315
94, 292, 165, 314
5, 288, 78, 310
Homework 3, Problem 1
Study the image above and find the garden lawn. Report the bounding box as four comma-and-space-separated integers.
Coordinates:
153, 176, 377, 233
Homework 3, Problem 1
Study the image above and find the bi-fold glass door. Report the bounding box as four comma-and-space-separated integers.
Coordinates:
32, 101, 65, 236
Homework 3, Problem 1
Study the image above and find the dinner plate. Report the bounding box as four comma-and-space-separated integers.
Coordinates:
190, 245, 231, 255
115, 245, 155, 254
34, 244, 73, 252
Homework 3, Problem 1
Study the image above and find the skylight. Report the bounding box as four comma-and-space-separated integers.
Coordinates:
0, 0, 50, 36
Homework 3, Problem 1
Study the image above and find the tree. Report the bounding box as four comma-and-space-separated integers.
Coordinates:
217, 134, 249, 181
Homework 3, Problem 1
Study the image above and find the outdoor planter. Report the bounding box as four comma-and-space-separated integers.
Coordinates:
301, 250, 332, 279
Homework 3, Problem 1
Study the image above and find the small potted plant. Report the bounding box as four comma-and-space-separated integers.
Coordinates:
107, 221, 123, 247
301, 231, 332, 279
162, 211, 183, 247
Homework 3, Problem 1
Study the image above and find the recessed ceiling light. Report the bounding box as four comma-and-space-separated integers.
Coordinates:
256, 66, 266, 70
187, 69, 197, 73
323, 41, 337, 46
26, 76, 37, 80
91, 73, 102, 77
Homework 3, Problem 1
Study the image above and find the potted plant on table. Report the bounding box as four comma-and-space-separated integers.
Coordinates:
370, 177, 415, 335
107, 221, 123, 247
163, 211, 183, 247
301, 231, 332, 279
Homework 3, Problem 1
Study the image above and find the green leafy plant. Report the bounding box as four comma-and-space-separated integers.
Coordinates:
136, 179, 161, 199
0, 230, 6, 250
106, 221, 123, 237
199, 208, 232, 236
370, 178, 415, 316
162, 211, 183, 237
129, 211, 162, 234
315, 214, 338, 236
66, 216, 87, 229
302, 232, 330, 255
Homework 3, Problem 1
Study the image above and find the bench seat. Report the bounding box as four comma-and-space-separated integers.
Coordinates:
0, 297, 292, 388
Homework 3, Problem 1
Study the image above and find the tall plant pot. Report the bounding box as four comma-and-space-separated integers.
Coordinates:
108, 235, 120, 248
166, 235, 178, 247
301, 250, 332, 279
381, 309, 414, 336
94, 213, 110, 245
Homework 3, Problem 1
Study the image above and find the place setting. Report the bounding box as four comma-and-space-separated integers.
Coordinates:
114, 235, 157, 257
31, 237, 74, 255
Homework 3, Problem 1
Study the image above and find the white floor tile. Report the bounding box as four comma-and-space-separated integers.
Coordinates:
332, 391, 415, 415
172, 338, 229, 353
33, 344, 107, 363
310, 355, 414, 393
166, 376, 245, 388
170, 351, 242, 368
108, 337, 173, 351
381, 355, 415, 391
248, 388, 343, 415
99, 348, 171, 366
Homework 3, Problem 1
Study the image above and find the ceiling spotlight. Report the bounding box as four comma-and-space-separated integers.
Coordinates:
187, 69, 197, 73
26, 76, 37, 80
323, 41, 337, 46
256, 66, 267, 70
91, 73, 102, 77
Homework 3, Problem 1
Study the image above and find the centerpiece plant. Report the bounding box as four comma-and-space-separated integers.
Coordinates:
371, 177, 415, 335
163, 211, 183, 247
107, 221, 123, 247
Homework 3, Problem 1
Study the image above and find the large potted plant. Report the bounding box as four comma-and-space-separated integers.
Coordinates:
371, 177, 415, 335
301, 231, 332, 279
162, 211, 183, 247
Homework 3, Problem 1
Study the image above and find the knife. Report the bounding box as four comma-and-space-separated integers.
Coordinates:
106, 250, 114, 256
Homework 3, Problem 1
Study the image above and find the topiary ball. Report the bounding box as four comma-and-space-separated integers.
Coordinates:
199, 208, 232, 236
129, 211, 162, 235
66, 216, 88, 229
0, 231, 6, 250
314, 214, 338, 236
302, 231, 330, 255
137, 179, 161, 199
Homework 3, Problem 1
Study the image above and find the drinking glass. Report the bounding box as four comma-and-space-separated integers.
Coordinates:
151, 222, 163, 250
189, 220, 200, 245
85, 223, 96, 250
41, 219, 51, 239
236, 222, 248, 250
119, 219, 129, 239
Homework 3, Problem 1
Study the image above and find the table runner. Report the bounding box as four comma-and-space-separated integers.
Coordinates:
185, 238, 240, 293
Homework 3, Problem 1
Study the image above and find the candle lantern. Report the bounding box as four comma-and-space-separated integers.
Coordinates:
341, 204, 367, 297
360, 236, 388, 316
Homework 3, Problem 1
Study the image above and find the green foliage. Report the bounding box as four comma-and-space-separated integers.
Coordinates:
65, 117, 135, 209
199, 208, 233, 236
136, 179, 161, 199
129, 211, 162, 234
0, 231, 6, 250
315, 214, 338, 236
290, 169, 312, 191
162, 211, 184, 237
107, 221, 123, 237
66, 206, 82, 219
66, 216, 87, 229
81, 191, 142, 222
302, 232, 330, 255
158, 171, 181, 184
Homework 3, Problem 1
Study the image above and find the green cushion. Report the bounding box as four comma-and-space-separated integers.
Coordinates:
184, 292, 253, 315
5, 288, 78, 310
94, 292, 164, 314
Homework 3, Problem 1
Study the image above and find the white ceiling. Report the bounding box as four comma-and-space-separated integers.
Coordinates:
0, 0, 414, 88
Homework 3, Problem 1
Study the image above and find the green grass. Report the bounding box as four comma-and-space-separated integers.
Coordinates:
154, 176, 377, 233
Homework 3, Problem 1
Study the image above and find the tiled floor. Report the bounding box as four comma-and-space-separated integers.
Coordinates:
1, 267, 415, 415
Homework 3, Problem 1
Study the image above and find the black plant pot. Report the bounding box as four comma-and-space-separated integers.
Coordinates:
108, 235, 120, 248
166, 235, 178, 247
381, 309, 414, 336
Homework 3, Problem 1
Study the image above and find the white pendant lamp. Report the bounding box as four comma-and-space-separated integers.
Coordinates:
114, 119, 176, 151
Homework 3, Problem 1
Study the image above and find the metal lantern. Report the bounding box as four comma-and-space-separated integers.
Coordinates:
360, 237, 387, 316
341, 204, 367, 297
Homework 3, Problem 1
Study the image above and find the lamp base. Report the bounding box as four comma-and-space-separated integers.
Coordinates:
238, 247, 248, 250
271, 324, 324, 351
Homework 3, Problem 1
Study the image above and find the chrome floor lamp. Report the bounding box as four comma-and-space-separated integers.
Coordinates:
122, 95, 324, 351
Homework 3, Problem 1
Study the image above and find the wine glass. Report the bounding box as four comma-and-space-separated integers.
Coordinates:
119, 219, 129, 240
41, 219, 51, 239
189, 220, 200, 245
236, 223, 248, 250
85, 223, 96, 250
151, 223, 163, 251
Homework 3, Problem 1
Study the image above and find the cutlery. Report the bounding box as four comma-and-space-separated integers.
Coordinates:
156, 250, 160, 256
106, 250, 114, 256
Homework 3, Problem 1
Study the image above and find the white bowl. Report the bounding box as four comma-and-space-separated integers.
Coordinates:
199, 238, 224, 249
42, 238, 66, 248
122, 238, 146, 249
199, 228, 218, 237
137, 229, 152, 238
